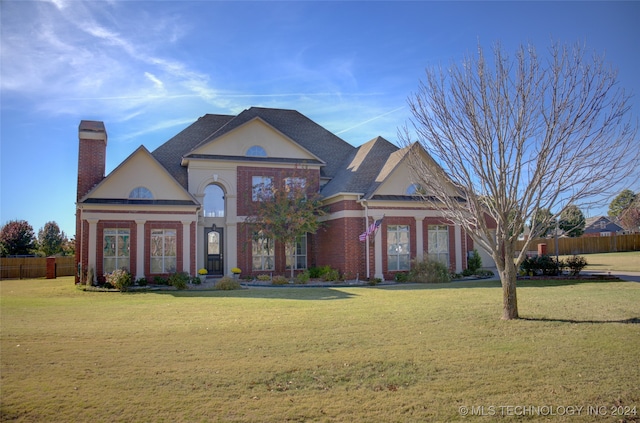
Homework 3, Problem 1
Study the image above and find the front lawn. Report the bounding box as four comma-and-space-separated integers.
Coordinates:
1, 277, 638, 422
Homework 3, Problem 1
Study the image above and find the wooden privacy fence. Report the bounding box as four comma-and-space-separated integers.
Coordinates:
516, 233, 640, 256
0, 256, 76, 280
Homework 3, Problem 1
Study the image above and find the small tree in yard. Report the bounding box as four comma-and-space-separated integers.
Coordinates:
402, 42, 639, 320
245, 175, 325, 280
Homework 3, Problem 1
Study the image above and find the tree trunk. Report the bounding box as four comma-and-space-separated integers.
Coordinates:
495, 240, 519, 320
499, 260, 519, 320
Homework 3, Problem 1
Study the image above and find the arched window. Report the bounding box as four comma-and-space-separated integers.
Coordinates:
204, 184, 225, 217
406, 184, 426, 195
246, 145, 267, 157
129, 186, 153, 199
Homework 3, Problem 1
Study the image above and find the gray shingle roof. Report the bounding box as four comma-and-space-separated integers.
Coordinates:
152, 108, 357, 188
152, 114, 234, 189
193, 107, 355, 179
321, 136, 402, 199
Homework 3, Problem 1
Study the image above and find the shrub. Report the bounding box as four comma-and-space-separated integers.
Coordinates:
153, 276, 168, 285
368, 277, 382, 286
190, 276, 201, 285
168, 272, 190, 290
321, 267, 340, 282
257, 274, 271, 281
294, 270, 310, 284
394, 272, 409, 282
136, 277, 147, 287
308, 266, 323, 278
105, 268, 132, 292
215, 276, 241, 290
565, 255, 588, 276
272, 275, 290, 285
520, 255, 563, 276
461, 268, 474, 277
409, 258, 451, 283
474, 269, 495, 278
467, 249, 482, 272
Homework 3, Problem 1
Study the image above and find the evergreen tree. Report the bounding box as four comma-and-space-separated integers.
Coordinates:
37, 221, 65, 256
608, 189, 636, 218
558, 205, 586, 237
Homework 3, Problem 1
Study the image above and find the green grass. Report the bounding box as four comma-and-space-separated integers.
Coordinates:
1, 277, 639, 422
566, 251, 640, 272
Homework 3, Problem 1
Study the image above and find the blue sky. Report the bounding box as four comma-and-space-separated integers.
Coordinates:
1, 1, 639, 237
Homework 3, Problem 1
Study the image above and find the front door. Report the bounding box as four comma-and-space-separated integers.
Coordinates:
206, 227, 224, 276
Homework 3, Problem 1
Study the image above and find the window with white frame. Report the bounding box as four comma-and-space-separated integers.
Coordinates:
252, 235, 274, 270
286, 234, 307, 270
246, 145, 267, 157
150, 229, 177, 273
252, 176, 273, 201
284, 177, 306, 198
428, 225, 449, 266
406, 184, 426, 195
387, 225, 410, 271
103, 229, 130, 274
129, 186, 153, 199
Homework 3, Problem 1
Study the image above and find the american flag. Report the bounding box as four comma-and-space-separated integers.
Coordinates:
359, 218, 382, 242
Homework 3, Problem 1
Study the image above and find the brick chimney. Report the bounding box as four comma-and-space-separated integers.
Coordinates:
77, 120, 107, 200
76, 120, 107, 284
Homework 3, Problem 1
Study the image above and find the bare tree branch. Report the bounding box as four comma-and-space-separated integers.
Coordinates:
400, 41, 639, 320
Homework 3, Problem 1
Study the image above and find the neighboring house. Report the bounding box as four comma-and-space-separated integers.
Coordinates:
583, 216, 624, 237
75, 107, 484, 284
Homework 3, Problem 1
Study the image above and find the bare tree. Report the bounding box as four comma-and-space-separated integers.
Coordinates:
401, 42, 638, 320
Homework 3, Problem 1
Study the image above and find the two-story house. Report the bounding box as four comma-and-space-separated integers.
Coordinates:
75, 107, 478, 284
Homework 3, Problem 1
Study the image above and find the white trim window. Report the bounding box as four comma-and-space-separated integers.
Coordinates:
387, 225, 410, 271
150, 229, 177, 273
428, 225, 449, 266
252, 176, 273, 201
286, 234, 307, 270
103, 229, 130, 273
252, 236, 274, 270
129, 186, 153, 199
284, 177, 306, 199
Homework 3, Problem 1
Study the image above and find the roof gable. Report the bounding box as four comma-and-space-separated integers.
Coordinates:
188, 116, 323, 163
321, 136, 400, 198
81, 146, 196, 204
152, 114, 234, 189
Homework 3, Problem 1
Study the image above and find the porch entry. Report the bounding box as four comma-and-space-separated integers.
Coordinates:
205, 226, 224, 276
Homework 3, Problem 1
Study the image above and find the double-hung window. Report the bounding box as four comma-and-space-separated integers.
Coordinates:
150, 229, 177, 273
428, 225, 449, 266
252, 236, 274, 270
387, 225, 410, 271
284, 177, 306, 199
252, 176, 273, 201
103, 229, 130, 273
286, 234, 307, 270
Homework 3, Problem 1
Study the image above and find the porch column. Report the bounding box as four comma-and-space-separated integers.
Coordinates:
135, 219, 146, 280
182, 220, 191, 275
454, 224, 463, 273
374, 215, 384, 280
415, 216, 424, 261
87, 218, 98, 285
225, 222, 237, 277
